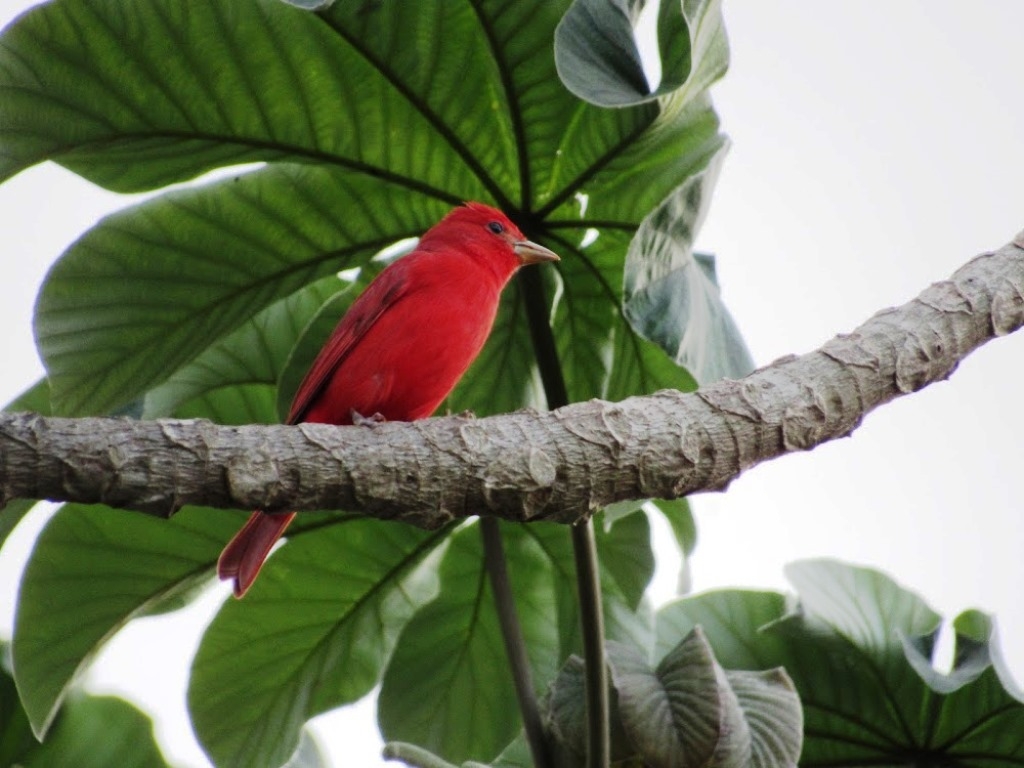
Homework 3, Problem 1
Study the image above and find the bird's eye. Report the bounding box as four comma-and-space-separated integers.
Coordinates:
487, 221, 505, 235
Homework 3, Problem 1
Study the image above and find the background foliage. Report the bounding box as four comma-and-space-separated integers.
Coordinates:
0, 1, 1021, 767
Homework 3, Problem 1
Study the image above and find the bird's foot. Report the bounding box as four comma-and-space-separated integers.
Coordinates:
351, 409, 387, 427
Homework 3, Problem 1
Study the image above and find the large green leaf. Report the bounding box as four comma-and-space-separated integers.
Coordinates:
282, 730, 331, 768
144, 273, 348, 422
0, 644, 35, 767
723, 668, 802, 768
11, 498, 362, 744
4, 642, 172, 767
543, 631, 800, 768
12, 503, 241, 737
34, 164, 444, 415
377, 522, 562, 764
595, 508, 655, 610
555, 0, 684, 107
782, 560, 1024, 764
20, 693, 171, 768
623, 140, 753, 385
549, 226, 698, 403
652, 498, 697, 593
608, 634, 722, 768
655, 588, 790, 666
376, 517, 656, 763
2, 378, 50, 415
555, 0, 660, 107
523, 520, 654, 665
606, 629, 801, 768
0, 1, 483, 197
189, 518, 447, 768
543, 654, 635, 765
555, 0, 727, 108
376, 515, 652, 767
656, 560, 1024, 764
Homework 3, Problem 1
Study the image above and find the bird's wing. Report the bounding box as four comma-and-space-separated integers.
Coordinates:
287, 263, 414, 425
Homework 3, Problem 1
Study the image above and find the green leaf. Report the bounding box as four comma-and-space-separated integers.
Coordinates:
479, 734, 534, 768
608, 633, 720, 768
13, 504, 240, 737
606, 323, 700, 401
783, 558, 943, 644
623, 140, 753, 384
144, 273, 348, 422
600, 500, 643, 529
189, 519, 446, 768
381, 742, 459, 768
283, 729, 331, 768
597, 509, 654, 610
20, 693, 171, 768
543, 94, 727, 400
607, 629, 801, 768
652, 498, 696, 557
651, 498, 697, 594
555, 0, 657, 107
378, 523, 561, 764
658, 560, 1024, 764
0, 0, 484, 196
676, 0, 731, 105
3, 378, 51, 414
549, 227, 698, 404
555, 0, 690, 108
3, 645, 174, 767
777, 560, 1024, 763
173, 384, 280, 427
555, 0, 728, 108
544, 655, 590, 760
723, 669, 801, 768
655, 589, 790, 666
902, 607, 1020, 697
279, 0, 335, 10
524, 521, 654, 664
0, 645, 36, 767
0, 496, 37, 557
34, 164, 444, 416
544, 654, 634, 765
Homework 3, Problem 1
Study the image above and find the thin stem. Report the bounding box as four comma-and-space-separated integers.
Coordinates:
480, 518, 552, 768
571, 521, 609, 768
517, 265, 610, 768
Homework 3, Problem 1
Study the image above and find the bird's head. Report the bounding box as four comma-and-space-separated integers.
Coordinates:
422, 202, 560, 279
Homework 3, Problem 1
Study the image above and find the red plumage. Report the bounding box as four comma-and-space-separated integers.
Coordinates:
217, 202, 559, 597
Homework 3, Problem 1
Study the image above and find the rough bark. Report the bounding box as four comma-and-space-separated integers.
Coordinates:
1, 232, 1022, 527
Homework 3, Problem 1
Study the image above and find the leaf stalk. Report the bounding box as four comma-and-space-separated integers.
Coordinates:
480, 518, 553, 768
517, 265, 610, 768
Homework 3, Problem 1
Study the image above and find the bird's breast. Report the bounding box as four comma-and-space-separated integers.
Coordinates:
303, 275, 502, 425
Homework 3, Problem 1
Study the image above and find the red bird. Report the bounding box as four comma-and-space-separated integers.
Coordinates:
217, 202, 559, 597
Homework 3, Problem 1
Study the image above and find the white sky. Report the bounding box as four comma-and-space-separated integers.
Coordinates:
1, 1, 1023, 766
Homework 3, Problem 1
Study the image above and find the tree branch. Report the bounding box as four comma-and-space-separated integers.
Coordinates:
2, 232, 1022, 523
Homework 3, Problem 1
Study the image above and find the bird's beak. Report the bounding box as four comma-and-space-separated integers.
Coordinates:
513, 239, 560, 265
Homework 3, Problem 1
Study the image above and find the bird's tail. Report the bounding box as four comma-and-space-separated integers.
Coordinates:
217, 511, 296, 598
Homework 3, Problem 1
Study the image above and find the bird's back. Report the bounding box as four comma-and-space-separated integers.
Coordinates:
297, 248, 505, 426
